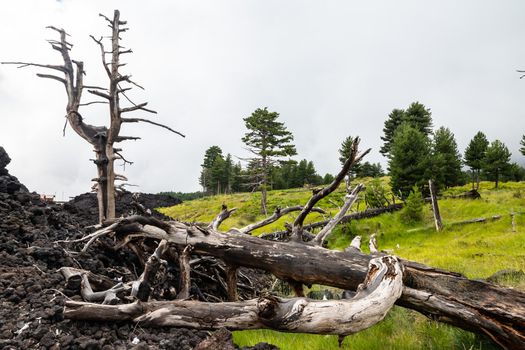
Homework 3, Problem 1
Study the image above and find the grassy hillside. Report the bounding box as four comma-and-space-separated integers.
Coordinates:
158, 180, 525, 350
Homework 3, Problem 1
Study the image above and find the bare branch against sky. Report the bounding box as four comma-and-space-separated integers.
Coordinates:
1, 0, 524, 199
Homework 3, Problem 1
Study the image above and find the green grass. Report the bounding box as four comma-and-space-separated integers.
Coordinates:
159, 180, 525, 350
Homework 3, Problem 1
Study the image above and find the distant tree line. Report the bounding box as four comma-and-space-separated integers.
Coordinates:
188, 103, 524, 202
381, 102, 525, 197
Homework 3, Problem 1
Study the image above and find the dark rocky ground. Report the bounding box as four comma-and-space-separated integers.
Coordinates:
0, 146, 277, 349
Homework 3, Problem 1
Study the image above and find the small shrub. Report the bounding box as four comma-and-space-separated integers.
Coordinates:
401, 186, 424, 224
364, 178, 391, 208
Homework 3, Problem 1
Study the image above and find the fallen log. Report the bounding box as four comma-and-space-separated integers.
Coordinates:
65, 256, 404, 336
67, 217, 525, 349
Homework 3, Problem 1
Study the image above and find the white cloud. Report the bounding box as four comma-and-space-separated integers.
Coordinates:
1, 0, 525, 197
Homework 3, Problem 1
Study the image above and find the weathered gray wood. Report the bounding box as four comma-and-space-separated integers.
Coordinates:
313, 184, 363, 245
429, 180, 443, 231
65, 256, 403, 336
78, 217, 525, 349
177, 245, 193, 299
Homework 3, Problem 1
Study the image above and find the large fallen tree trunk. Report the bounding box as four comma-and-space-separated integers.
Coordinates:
65, 216, 525, 349
65, 255, 403, 335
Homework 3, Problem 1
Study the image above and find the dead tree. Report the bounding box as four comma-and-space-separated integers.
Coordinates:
2, 10, 184, 223
428, 180, 443, 231
57, 137, 525, 349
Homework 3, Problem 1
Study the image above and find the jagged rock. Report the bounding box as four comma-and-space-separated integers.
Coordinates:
0, 146, 11, 170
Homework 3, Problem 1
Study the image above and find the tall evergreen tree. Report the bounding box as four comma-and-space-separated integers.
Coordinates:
242, 107, 297, 214
210, 154, 226, 194
380, 102, 433, 158
464, 132, 489, 190
231, 162, 244, 193
404, 102, 433, 136
520, 135, 525, 156
380, 109, 405, 157
431, 127, 462, 191
388, 123, 431, 198
483, 140, 511, 189
199, 146, 223, 193
339, 135, 362, 177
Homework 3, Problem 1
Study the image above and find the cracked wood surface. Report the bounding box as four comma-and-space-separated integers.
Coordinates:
65, 256, 403, 336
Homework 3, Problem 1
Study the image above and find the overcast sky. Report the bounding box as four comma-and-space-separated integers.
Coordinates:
1, 0, 525, 200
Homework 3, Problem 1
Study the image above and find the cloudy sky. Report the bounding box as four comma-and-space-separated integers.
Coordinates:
1, 0, 524, 200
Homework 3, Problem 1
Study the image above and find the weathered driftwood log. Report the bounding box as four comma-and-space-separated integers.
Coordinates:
65, 256, 403, 336
73, 217, 525, 349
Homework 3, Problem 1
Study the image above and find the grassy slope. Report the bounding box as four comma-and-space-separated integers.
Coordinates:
158, 180, 525, 350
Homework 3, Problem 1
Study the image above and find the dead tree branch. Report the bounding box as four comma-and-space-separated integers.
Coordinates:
291, 137, 370, 242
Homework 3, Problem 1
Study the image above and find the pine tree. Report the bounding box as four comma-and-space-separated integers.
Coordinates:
400, 186, 424, 223
199, 146, 223, 193
404, 102, 433, 136
483, 140, 511, 189
210, 154, 226, 195
380, 103, 432, 158
323, 173, 335, 184
431, 127, 462, 191
242, 107, 297, 214
388, 123, 431, 198
520, 135, 525, 156
339, 136, 362, 177
380, 109, 405, 157
464, 132, 489, 190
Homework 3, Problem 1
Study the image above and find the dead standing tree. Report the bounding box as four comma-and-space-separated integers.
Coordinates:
58, 137, 525, 350
2, 10, 184, 223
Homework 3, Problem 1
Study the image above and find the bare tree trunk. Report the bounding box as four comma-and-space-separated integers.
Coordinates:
429, 180, 443, 231
261, 187, 267, 216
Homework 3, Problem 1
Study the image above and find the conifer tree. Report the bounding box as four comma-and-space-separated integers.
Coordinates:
483, 140, 511, 189
339, 135, 362, 177
388, 123, 431, 198
404, 102, 433, 136
380, 103, 432, 158
431, 127, 462, 191
380, 109, 405, 157
464, 132, 489, 190
199, 146, 223, 193
520, 135, 525, 156
242, 107, 297, 214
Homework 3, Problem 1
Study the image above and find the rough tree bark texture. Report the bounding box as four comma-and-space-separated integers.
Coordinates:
65, 256, 404, 336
